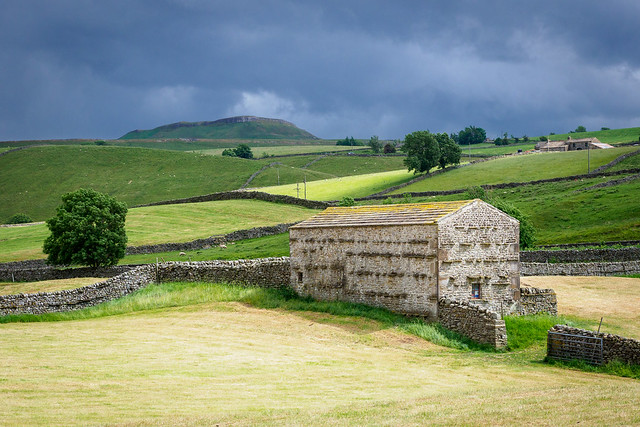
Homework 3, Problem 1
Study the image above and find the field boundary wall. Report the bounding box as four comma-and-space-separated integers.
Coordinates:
548, 324, 640, 365
521, 261, 640, 276
0, 258, 290, 316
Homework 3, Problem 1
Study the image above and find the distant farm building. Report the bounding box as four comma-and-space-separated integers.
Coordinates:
289, 200, 521, 320
535, 137, 614, 151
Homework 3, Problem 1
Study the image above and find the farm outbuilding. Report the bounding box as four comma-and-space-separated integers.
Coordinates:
289, 200, 521, 320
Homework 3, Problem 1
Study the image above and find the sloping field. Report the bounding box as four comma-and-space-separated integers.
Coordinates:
0, 278, 105, 296
259, 169, 415, 201
0, 145, 270, 221
545, 127, 640, 144
0, 278, 638, 425
391, 147, 636, 194
0, 200, 320, 263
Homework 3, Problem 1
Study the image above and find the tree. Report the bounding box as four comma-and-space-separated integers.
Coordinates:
457, 126, 487, 146
234, 144, 254, 159
43, 189, 128, 267
221, 148, 236, 157
368, 135, 382, 153
6, 213, 33, 224
436, 132, 461, 169
402, 131, 441, 174
383, 143, 396, 154
575, 125, 586, 133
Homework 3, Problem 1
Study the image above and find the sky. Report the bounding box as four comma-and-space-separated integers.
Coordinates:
1, 0, 639, 141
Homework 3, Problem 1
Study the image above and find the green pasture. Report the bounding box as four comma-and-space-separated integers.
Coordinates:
407, 172, 640, 244
1, 278, 639, 424
609, 149, 640, 171
259, 169, 415, 201
247, 165, 334, 188
392, 147, 636, 194
0, 200, 319, 263
0, 145, 274, 221
196, 145, 360, 157
544, 127, 640, 144
460, 143, 536, 157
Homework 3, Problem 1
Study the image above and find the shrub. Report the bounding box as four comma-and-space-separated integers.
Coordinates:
383, 143, 396, 154
402, 193, 414, 204
6, 213, 34, 224
338, 196, 355, 207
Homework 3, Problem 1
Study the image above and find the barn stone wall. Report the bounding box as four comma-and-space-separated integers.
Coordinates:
290, 224, 441, 319
437, 202, 520, 313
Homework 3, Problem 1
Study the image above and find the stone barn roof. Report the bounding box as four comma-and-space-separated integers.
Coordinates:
291, 200, 476, 228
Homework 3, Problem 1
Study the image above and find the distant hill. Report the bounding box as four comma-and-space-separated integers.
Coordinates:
120, 116, 319, 140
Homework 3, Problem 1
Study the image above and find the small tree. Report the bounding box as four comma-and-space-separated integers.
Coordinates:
6, 213, 34, 224
436, 132, 461, 169
402, 130, 441, 174
575, 125, 587, 133
221, 148, 236, 157
457, 126, 487, 146
338, 196, 355, 207
234, 144, 254, 159
383, 143, 396, 154
368, 135, 382, 153
43, 189, 128, 267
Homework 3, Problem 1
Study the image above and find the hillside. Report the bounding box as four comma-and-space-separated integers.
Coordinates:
543, 126, 640, 144
120, 116, 319, 140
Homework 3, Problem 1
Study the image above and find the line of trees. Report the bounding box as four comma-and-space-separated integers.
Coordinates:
401, 130, 462, 174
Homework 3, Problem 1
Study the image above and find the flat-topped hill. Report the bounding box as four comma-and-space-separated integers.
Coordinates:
120, 116, 319, 140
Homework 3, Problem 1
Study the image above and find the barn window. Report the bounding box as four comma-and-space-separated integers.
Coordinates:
297, 271, 303, 283
471, 283, 481, 299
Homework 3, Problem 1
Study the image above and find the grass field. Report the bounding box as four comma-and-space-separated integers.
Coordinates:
391, 147, 636, 194
405, 173, 640, 244
544, 127, 640, 144
196, 145, 360, 157
0, 200, 319, 263
0, 278, 106, 295
259, 169, 415, 200
0, 145, 275, 221
0, 277, 638, 425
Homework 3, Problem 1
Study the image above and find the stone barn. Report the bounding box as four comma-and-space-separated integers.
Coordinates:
289, 200, 520, 321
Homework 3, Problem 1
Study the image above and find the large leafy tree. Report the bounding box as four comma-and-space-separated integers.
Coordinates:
435, 132, 462, 169
402, 131, 441, 174
43, 189, 128, 267
458, 125, 487, 146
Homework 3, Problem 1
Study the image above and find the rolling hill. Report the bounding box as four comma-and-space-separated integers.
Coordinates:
120, 116, 319, 140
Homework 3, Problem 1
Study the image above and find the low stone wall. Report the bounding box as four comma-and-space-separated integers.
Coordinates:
156, 258, 290, 288
437, 298, 507, 348
134, 190, 330, 210
521, 247, 640, 263
126, 222, 296, 255
0, 266, 155, 316
521, 261, 640, 276
517, 287, 557, 315
0, 263, 137, 282
549, 325, 640, 365
0, 258, 291, 316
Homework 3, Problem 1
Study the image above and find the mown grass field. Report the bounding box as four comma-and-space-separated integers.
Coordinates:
391, 147, 636, 194
259, 169, 415, 201
0, 277, 105, 295
0, 200, 319, 263
0, 277, 638, 425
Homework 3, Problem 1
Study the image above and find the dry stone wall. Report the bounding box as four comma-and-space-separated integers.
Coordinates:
521, 247, 640, 263
549, 324, 640, 365
517, 287, 557, 315
521, 261, 640, 276
0, 258, 290, 316
437, 298, 507, 348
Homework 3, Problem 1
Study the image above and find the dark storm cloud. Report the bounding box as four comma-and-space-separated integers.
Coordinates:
1, 0, 639, 140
